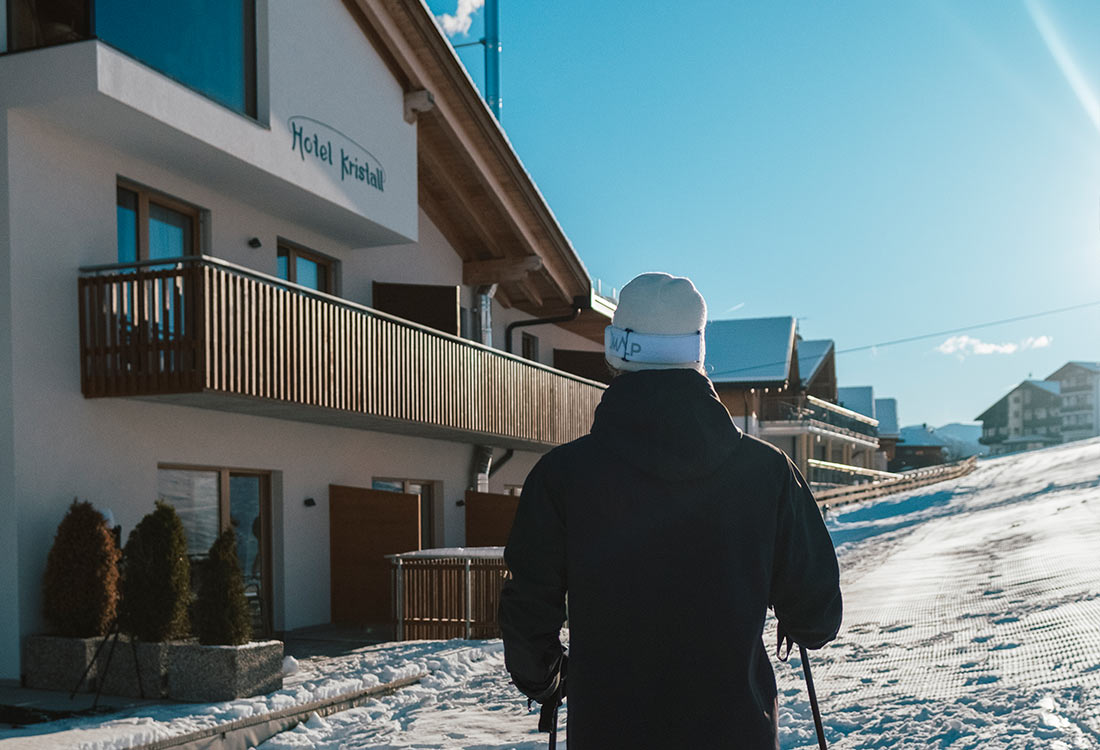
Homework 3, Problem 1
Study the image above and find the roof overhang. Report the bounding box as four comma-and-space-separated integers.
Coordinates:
343, 0, 604, 337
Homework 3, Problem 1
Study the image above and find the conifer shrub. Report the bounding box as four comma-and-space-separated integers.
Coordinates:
120, 501, 191, 642
42, 499, 120, 637
193, 528, 253, 646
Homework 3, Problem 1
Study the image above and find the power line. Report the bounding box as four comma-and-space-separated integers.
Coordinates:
706, 299, 1100, 380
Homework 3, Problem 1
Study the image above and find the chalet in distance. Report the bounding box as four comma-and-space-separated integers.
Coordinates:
977, 380, 1062, 455
704, 319, 890, 487
0, 0, 616, 681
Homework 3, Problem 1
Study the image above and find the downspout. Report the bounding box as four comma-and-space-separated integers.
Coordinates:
504, 295, 588, 354
470, 284, 498, 494
484, 0, 502, 119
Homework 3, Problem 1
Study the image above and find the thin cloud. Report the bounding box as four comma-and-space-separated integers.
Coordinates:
1022, 335, 1053, 349
438, 0, 485, 37
937, 334, 1053, 358
938, 335, 1018, 356
724, 302, 746, 314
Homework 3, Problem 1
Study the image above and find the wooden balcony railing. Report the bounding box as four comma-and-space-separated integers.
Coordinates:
78, 256, 606, 448
760, 394, 879, 443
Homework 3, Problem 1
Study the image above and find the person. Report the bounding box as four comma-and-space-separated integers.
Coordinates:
500, 272, 842, 749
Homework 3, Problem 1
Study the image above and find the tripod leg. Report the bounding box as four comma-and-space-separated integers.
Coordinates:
130, 636, 146, 699
92, 630, 121, 711
70, 631, 113, 699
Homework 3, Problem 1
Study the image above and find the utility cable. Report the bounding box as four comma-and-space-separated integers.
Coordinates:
705, 299, 1100, 380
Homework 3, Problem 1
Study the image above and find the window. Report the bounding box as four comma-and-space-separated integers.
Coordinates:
157, 465, 273, 635
117, 182, 200, 263
277, 241, 336, 294
6, 0, 91, 52
95, 0, 257, 117
374, 478, 439, 549
521, 332, 540, 362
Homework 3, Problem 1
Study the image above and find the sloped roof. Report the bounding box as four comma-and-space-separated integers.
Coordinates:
1045, 361, 1100, 380
798, 339, 834, 388
898, 424, 947, 447
838, 386, 875, 420
705, 317, 796, 384
1027, 379, 1061, 396
874, 398, 899, 437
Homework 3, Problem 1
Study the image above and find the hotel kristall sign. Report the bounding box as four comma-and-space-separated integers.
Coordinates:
288, 116, 386, 192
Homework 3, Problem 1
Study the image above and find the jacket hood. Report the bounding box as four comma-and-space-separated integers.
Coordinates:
590, 369, 742, 481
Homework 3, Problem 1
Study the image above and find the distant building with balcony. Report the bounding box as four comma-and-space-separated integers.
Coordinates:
976, 380, 1062, 455
1045, 362, 1100, 443
705, 320, 891, 488
0, 0, 614, 679
874, 398, 901, 463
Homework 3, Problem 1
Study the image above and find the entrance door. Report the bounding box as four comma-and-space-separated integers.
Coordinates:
329, 485, 421, 626
464, 490, 521, 548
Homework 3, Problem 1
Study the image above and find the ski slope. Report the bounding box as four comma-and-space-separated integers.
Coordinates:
264, 437, 1100, 749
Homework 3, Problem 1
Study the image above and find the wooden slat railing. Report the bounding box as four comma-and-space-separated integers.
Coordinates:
388, 549, 509, 640
78, 256, 606, 447
814, 456, 979, 509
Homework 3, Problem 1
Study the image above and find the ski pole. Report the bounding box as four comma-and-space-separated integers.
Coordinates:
800, 645, 827, 750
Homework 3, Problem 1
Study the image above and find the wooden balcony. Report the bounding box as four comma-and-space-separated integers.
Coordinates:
78, 256, 606, 450
759, 394, 879, 448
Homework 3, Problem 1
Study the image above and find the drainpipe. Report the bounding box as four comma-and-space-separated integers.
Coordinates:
470, 445, 493, 493
504, 295, 588, 354
473, 284, 497, 347
488, 449, 514, 478
469, 285, 498, 493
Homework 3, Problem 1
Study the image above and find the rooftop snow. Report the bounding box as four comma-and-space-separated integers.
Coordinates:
705, 317, 796, 384
838, 386, 875, 419
797, 339, 834, 387
874, 398, 900, 437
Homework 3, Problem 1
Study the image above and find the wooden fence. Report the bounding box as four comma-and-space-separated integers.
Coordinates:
78, 256, 605, 448
388, 549, 509, 640
815, 456, 979, 509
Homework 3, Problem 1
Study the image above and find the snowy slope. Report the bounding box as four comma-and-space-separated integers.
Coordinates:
777, 436, 1100, 749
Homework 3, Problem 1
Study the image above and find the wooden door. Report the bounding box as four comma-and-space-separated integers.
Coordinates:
464, 490, 521, 548
329, 485, 421, 626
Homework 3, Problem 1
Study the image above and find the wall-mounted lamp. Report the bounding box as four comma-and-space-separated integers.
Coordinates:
248, 237, 263, 249
303, 497, 316, 507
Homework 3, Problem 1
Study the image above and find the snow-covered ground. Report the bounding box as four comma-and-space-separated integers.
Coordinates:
264, 437, 1100, 749
4, 437, 1098, 749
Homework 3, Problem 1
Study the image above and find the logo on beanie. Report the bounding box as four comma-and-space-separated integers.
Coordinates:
607, 329, 643, 359
604, 326, 703, 364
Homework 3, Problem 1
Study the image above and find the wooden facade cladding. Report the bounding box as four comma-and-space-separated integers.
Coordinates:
78, 257, 605, 450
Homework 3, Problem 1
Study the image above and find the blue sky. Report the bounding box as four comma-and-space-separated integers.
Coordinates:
427, 0, 1100, 427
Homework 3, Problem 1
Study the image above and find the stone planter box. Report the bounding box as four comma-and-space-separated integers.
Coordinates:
97, 639, 171, 699
167, 640, 283, 702
23, 635, 104, 692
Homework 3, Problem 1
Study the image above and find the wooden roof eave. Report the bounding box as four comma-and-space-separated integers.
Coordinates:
345, 0, 592, 308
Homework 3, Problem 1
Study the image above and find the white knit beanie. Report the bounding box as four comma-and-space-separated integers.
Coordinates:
605, 272, 707, 373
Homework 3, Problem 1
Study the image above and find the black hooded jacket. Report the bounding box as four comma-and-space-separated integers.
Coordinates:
500, 369, 842, 749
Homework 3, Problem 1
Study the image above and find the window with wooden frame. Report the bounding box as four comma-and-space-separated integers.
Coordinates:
521, 332, 540, 362
277, 240, 337, 294
116, 181, 201, 263
157, 464, 274, 635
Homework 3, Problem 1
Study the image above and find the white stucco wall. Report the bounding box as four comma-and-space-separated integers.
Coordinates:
0, 0, 606, 680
